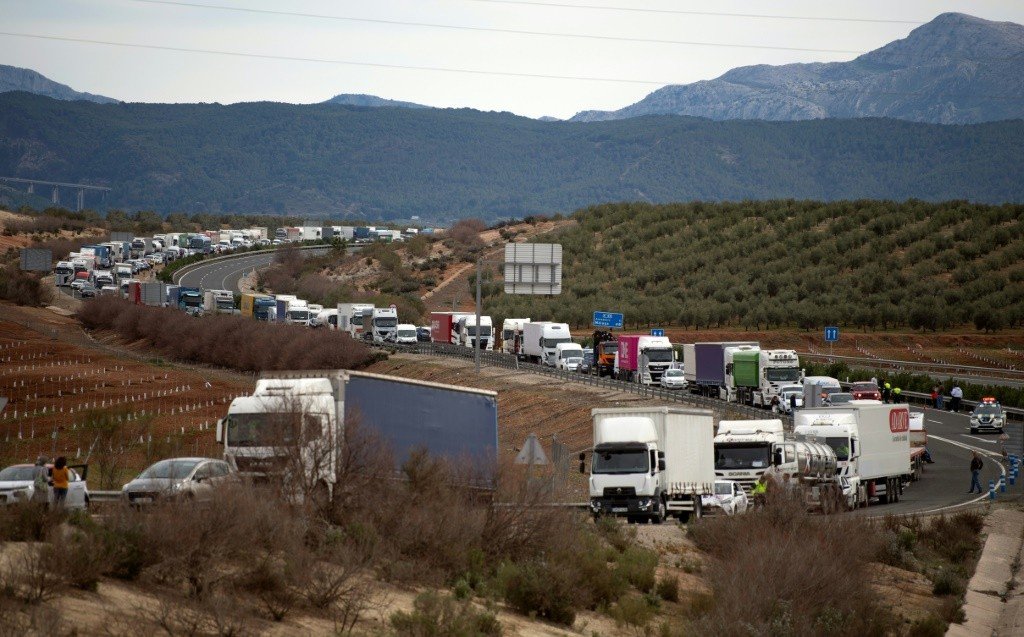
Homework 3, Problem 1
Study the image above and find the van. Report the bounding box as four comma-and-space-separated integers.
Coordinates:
555, 342, 585, 371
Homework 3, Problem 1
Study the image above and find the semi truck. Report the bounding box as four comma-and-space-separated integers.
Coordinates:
500, 318, 531, 357
54, 261, 75, 287
275, 295, 298, 323
241, 293, 276, 320
81, 245, 113, 268
430, 312, 472, 344
523, 322, 572, 366
584, 407, 715, 523
371, 307, 399, 343
216, 370, 499, 496
713, 419, 785, 493
684, 341, 759, 397
178, 287, 204, 314
203, 289, 236, 314
794, 403, 911, 507
456, 315, 494, 350
615, 335, 675, 385
592, 331, 617, 377
337, 303, 375, 337
724, 349, 803, 408
286, 300, 311, 326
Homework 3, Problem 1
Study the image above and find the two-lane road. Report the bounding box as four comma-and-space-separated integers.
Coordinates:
177, 247, 331, 292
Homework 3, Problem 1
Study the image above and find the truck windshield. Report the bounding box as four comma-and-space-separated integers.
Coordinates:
375, 318, 398, 328
714, 445, 771, 470
289, 311, 309, 321
824, 437, 851, 461
217, 301, 234, 310
182, 295, 202, 307
592, 449, 649, 474
466, 326, 492, 336
542, 337, 572, 348
767, 368, 802, 382
226, 413, 302, 447
646, 349, 674, 362
600, 342, 618, 355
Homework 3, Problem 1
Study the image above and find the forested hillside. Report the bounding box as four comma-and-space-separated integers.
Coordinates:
1, 93, 1022, 222
484, 201, 1024, 331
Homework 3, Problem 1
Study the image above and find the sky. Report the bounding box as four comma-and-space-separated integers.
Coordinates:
3, 0, 1024, 118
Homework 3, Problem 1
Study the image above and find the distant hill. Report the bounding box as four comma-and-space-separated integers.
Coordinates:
1, 92, 1022, 221
0, 65, 117, 104
322, 94, 428, 109
572, 13, 1024, 124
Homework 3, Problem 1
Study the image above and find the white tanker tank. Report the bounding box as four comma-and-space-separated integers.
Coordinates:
768, 438, 844, 512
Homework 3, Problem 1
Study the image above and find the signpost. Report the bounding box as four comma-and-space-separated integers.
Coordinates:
19, 248, 52, 272
824, 326, 839, 356
593, 311, 624, 329
651, 329, 665, 337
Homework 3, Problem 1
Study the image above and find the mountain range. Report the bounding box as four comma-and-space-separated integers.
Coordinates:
0, 64, 117, 104
1, 91, 1021, 221
571, 13, 1024, 124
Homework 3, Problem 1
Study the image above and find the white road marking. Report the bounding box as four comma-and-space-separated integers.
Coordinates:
961, 434, 996, 444
927, 419, 944, 424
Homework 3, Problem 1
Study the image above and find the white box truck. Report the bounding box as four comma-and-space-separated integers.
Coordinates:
794, 403, 911, 507
457, 315, 494, 350
371, 307, 399, 343
585, 407, 715, 523
203, 289, 236, 314
555, 342, 585, 371
337, 303, 375, 337
523, 321, 572, 366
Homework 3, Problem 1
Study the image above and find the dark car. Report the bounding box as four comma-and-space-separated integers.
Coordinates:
850, 382, 881, 401
577, 350, 595, 375
825, 392, 855, 406
416, 326, 431, 342
79, 285, 97, 298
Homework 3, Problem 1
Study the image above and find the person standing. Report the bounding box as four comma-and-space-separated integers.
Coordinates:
893, 387, 902, 403
31, 456, 50, 508
951, 385, 964, 413
930, 387, 939, 408
936, 386, 945, 411
50, 457, 70, 510
968, 452, 984, 494
882, 382, 892, 403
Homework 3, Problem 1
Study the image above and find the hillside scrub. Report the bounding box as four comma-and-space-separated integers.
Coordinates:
76, 296, 376, 371
0, 263, 51, 306
485, 200, 1024, 332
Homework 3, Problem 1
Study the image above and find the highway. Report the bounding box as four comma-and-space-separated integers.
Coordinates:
177, 247, 331, 292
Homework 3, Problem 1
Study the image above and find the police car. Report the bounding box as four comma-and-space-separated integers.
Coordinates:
969, 397, 1005, 434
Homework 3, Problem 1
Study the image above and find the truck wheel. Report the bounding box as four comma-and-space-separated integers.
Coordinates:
651, 499, 666, 524
626, 515, 639, 524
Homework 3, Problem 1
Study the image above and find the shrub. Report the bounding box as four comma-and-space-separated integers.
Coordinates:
909, 614, 947, 637
498, 561, 576, 626
656, 576, 680, 603
931, 569, 966, 596
616, 547, 658, 593
390, 591, 502, 637
608, 593, 657, 632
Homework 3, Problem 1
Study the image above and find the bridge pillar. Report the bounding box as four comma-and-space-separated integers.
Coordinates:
77, 188, 85, 211
51, 185, 59, 206
27, 183, 34, 195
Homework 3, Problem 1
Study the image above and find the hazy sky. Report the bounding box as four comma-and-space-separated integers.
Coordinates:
3, 0, 1023, 118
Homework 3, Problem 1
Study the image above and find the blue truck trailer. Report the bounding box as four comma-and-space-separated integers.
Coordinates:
217, 370, 499, 491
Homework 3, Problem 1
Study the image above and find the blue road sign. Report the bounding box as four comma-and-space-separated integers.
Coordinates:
824, 326, 839, 342
651, 329, 665, 337
593, 311, 624, 329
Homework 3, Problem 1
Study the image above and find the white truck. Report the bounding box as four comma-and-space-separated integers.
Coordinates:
584, 407, 715, 523
216, 370, 499, 500
457, 315, 494, 350
287, 299, 311, 326
337, 303, 375, 337
501, 318, 531, 357
114, 263, 134, 283
203, 289, 236, 314
794, 403, 911, 507
713, 419, 785, 493
523, 322, 572, 366
371, 307, 399, 343
555, 342, 585, 371
720, 344, 760, 402
751, 350, 803, 409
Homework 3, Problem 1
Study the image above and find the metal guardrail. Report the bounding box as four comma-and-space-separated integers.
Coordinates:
88, 490, 123, 502
379, 341, 790, 424
171, 243, 333, 284
799, 351, 1024, 381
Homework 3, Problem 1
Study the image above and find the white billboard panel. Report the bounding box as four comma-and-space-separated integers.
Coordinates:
504, 243, 562, 295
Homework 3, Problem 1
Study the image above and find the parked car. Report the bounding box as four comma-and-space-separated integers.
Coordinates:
0, 463, 89, 510
775, 384, 804, 414
577, 350, 595, 375
701, 480, 748, 516
660, 368, 688, 390
122, 457, 238, 505
824, 392, 854, 406
416, 326, 432, 342
850, 382, 882, 401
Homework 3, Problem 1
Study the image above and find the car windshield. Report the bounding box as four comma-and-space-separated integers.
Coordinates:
851, 383, 877, 393
646, 349, 674, 362
974, 404, 1001, 416
824, 437, 851, 461
398, 329, 416, 338
0, 466, 37, 481
592, 449, 649, 474
664, 370, 683, 377
542, 337, 572, 348
781, 385, 802, 395
714, 445, 771, 470
828, 394, 854, 404
139, 459, 201, 479
714, 482, 734, 496
767, 368, 802, 382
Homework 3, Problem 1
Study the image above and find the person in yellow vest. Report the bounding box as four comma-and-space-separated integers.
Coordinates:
50, 456, 70, 510
893, 387, 902, 403
751, 475, 768, 507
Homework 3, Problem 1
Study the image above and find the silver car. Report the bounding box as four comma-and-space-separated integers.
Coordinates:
122, 457, 238, 505
660, 368, 688, 390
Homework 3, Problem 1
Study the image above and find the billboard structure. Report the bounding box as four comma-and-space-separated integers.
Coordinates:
503, 243, 562, 295
110, 231, 133, 243
19, 248, 52, 272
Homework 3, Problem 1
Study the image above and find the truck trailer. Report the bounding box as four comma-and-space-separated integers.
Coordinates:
684, 342, 759, 397
585, 406, 715, 523
615, 335, 675, 385
430, 312, 472, 345
794, 403, 911, 507
523, 322, 572, 366
216, 370, 499, 496
337, 303, 375, 337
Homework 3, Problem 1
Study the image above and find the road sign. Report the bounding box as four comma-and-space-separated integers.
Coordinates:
504, 243, 562, 295
824, 326, 839, 342
593, 311, 624, 329
651, 329, 665, 337
514, 433, 548, 465
19, 248, 52, 272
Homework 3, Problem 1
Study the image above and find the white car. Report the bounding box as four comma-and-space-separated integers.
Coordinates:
0, 463, 90, 510
660, 368, 688, 390
70, 279, 88, 291
774, 385, 805, 414
701, 480, 749, 516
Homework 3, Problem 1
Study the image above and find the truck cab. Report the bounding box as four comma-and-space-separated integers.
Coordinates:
713, 419, 785, 493
178, 287, 204, 315
287, 300, 311, 326
337, 303, 375, 337
555, 342, 585, 371
371, 307, 399, 343
204, 289, 235, 314
501, 318, 530, 357
54, 261, 75, 287
458, 315, 494, 350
